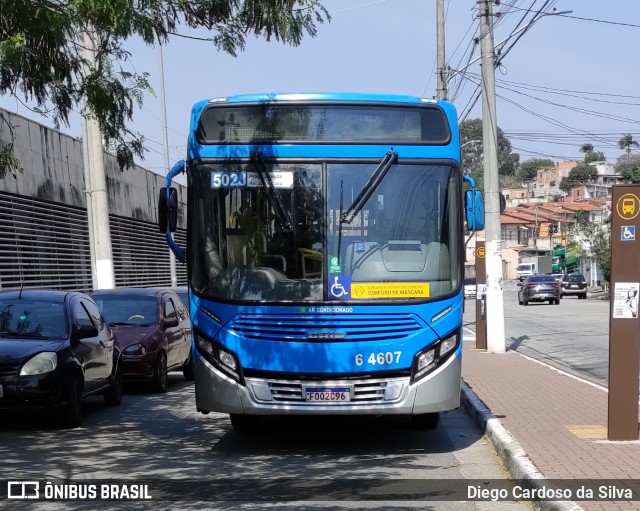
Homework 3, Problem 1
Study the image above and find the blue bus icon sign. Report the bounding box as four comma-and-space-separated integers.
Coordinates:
622, 225, 636, 241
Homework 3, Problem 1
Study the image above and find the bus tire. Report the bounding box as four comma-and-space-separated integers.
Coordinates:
230, 414, 260, 431
411, 412, 440, 430
182, 350, 195, 381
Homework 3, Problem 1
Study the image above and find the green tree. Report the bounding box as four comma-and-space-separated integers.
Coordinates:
617, 154, 640, 183
0, 0, 330, 176
578, 142, 605, 164
579, 143, 594, 155
574, 211, 611, 283
516, 158, 555, 181
559, 162, 599, 193
459, 118, 520, 190
618, 133, 639, 155
584, 150, 606, 164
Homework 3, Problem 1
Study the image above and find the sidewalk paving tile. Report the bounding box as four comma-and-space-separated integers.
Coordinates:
461, 338, 640, 511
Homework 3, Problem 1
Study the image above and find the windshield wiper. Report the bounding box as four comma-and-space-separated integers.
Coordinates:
251, 151, 292, 232
340, 150, 398, 225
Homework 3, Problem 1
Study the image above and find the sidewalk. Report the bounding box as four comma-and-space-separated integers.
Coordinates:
460, 334, 640, 511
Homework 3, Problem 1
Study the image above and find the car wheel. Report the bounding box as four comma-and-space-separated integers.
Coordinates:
104, 364, 123, 406
230, 414, 261, 431
62, 377, 83, 428
523, 299, 528, 306
151, 352, 168, 393
548, 299, 553, 305
182, 350, 195, 381
411, 412, 440, 430
555, 299, 560, 305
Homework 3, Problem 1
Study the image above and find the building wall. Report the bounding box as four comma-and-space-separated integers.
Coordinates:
0, 109, 187, 291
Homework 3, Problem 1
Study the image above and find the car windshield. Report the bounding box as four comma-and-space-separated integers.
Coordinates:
93, 297, 158, 326
0, 299, 67, 338
529, 276, 555, 283
464, 278, 476, 286
517, 264, 533, 271
564, 274, 585, 282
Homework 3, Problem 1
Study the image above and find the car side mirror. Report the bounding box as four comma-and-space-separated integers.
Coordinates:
164, 318, 179, 329
71, 323, 99, 348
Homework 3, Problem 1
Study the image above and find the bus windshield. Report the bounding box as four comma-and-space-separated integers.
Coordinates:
190, 160, 461, 303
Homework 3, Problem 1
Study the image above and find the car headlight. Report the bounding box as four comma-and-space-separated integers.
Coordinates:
123, 343, 146, 355
20, 352, 57, 376
411, 330, 460, 383
195, 331, 242, 382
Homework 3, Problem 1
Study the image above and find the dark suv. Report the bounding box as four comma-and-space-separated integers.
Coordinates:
0, 289, 123, 428
561, 273, 588, 299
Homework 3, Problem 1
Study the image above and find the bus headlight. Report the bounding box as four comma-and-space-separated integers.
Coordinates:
439, 331, 458, 357
411, 330, 460, 384
195, 331, 242, 383
412, 348, 436, 383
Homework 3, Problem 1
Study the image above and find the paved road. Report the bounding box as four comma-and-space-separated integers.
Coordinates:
464, 282, 610, 387
0, 372, 531, 511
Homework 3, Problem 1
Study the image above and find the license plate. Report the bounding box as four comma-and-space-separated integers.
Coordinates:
571, 285, 578, 288
304, 387, 350, 402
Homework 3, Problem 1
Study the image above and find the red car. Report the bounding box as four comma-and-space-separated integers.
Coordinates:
91, 288, 193, 392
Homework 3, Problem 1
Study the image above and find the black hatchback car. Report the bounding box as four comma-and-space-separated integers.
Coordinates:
0, 289, 123, 427
518, 275, 560, 305
561, 273, 588, 299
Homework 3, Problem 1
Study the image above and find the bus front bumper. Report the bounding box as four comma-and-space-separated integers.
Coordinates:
194, 355, 461, 416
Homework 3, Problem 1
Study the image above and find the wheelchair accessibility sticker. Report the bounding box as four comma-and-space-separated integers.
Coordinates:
622, 225, 636, 241
329, 276, 351, 299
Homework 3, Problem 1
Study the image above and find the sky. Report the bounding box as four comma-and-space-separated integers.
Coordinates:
2, 0, 640, 179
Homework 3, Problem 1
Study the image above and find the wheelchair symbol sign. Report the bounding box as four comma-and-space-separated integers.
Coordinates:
329, 275, 351, 299
622, 225, 636, 241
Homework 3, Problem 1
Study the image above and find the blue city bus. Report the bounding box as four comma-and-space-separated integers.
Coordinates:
159, 93, 484, 430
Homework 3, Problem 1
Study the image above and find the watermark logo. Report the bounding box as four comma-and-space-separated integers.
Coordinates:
8, 481, 40, 499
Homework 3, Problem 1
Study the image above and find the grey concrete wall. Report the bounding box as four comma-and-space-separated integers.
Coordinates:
0, 109, 187, 228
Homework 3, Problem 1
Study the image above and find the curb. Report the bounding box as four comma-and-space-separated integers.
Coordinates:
461, 381, 584, 511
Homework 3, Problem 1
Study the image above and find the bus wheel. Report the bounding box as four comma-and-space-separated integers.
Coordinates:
230, 414, 260, 431
411, 412, 440, 430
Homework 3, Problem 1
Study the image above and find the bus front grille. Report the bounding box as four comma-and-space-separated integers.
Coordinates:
229, 313, 423, 342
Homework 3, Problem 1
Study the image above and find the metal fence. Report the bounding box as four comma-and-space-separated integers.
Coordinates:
0, 190, 187, 292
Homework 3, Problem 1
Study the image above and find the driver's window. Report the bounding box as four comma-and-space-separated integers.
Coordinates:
164, 299, 177, 321
75, 303, 93, 329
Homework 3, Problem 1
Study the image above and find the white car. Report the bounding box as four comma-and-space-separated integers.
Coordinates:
464, 277, 477, 299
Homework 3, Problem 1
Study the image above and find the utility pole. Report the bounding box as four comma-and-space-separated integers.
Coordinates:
81, 98, 98, 290
479, 0, 505, 353
436, 0, 447, 100
159, 43, 178, 287
83, 30, 115, 289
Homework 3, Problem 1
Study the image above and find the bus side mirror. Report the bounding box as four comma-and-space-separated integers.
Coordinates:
158, 187, 178, 233
465, 189, 485, 232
